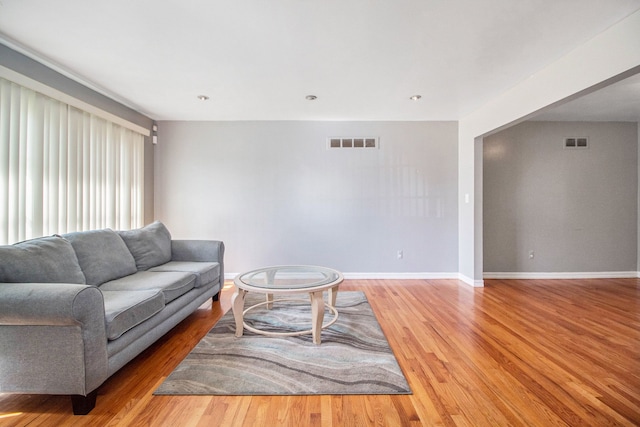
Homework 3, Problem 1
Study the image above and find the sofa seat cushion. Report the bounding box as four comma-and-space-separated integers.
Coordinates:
99, 271, 196, 303
102, 289, 165, 340
63, 229, 137, 286
149, 261, 220, 288
0, 236, 86, 284
117, 221, 172, 271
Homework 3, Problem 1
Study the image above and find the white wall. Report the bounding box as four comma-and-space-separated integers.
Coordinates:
484, 121, 638, 274
458, 9, 640, 284
154, 121, 459, 277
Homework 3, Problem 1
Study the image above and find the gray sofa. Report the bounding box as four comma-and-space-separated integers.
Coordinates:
0, 221, 224, 414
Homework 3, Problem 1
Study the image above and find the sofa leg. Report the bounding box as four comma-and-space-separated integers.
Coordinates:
71, 390, 97, 415
212, 292, 220, 302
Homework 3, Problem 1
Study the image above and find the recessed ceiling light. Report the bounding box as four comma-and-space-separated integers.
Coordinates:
197, 95, 209, 101
305, 95, 317, 100
410, 95, 422, 101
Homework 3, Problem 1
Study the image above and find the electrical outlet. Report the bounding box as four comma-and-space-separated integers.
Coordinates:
397, 250, 403, 259
529, 250, 535, 259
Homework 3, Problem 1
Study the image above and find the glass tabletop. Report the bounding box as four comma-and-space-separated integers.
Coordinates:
235, 265, 342, 291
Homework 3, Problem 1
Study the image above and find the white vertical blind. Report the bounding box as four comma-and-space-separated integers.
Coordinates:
0, 77, 145, 245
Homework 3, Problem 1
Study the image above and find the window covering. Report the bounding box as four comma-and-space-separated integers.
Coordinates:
0, 77, 145, 245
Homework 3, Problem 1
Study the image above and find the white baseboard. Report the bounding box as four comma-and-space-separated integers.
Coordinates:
226, 271, 639, 282
458, 273, 485, 288
483, 271, 639, 280
343, 272, 459, 280
225, 272, 460, 280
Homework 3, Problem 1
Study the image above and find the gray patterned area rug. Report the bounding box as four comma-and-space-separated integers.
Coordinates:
154, 291, 411, 395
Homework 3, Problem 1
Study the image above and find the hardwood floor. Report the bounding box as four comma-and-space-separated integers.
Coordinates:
1, 278, 639, 426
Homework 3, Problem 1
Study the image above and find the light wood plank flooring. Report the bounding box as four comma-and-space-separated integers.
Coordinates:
1, 278, 639, 426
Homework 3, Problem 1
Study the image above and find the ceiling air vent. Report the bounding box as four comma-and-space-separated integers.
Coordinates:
564, 137, 589, 149
327, 137, 379, 149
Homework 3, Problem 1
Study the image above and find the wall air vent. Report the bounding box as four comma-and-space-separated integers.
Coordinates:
327, 137, 379, 149
564, 137, 589, 149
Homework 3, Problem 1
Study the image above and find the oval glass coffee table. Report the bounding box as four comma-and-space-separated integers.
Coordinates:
232, 265, 344, 345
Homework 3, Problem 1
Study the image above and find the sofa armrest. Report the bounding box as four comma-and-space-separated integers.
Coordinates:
171, 240, 225, 285
0, 283, 109, 396
1, 283, 102, 324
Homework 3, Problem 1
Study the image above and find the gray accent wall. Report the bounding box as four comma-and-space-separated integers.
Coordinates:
154, 121, 459, 276
0, 44, 151, 130
484, 121, 638, 273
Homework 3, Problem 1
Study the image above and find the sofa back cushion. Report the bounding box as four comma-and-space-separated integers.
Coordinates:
0, 236, 86, 284
63, 229, 137, 286
117, 221, 172, 271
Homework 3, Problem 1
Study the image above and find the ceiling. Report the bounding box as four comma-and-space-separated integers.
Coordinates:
531, 72, 640, 122
1, 0, 639, 121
